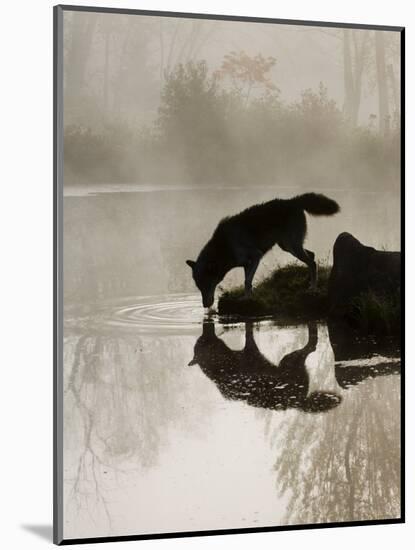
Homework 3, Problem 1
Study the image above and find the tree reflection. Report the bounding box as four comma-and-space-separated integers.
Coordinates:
63, 329, 212, 530
268, 325, 401, 524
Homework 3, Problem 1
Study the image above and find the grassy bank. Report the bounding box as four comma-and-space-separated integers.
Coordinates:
217, 263, 400, 335
218, 264, 330, 321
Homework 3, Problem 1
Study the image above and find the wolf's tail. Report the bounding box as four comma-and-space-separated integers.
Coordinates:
291, 193, 340, 216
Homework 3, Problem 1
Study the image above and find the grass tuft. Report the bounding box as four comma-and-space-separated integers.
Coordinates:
349, 289, 401, 335
218, 263, 330, 321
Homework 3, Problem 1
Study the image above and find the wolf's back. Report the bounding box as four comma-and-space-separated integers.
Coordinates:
290, 193, 340, 216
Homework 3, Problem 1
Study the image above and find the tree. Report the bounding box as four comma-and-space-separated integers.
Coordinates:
342, 29, 370, 126
375, 32, 390, 135
159, 19, 218, 83
214, 51, 278, 102
65, 12, 98, 113
156, 61, 229, 180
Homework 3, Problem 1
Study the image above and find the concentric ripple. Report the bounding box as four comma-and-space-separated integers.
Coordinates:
108, 293, 207, 332
66, 293, 220, 335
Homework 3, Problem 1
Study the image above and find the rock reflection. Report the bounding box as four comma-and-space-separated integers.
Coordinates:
328, 320, 401, 389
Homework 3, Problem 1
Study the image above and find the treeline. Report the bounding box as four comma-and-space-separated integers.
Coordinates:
64, 60, 400, 188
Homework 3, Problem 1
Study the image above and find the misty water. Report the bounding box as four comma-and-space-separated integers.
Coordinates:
63, 185, 401, 539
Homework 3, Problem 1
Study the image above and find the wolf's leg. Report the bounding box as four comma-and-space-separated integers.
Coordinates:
304, 249, 318, 287
278, 322, 318, 368
304, 321, 318, 352
290, 245, 317, 290
244, 257, 260, 296
245, 322, 258, 351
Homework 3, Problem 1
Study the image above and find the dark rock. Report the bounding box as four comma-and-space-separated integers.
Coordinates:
328, 232, 400, 313
327, 319, 400, 361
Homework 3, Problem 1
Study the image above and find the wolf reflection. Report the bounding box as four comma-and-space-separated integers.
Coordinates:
190, 321, 400, 414
189, 322, 340, 413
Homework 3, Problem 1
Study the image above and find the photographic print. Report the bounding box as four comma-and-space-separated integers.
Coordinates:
54, 5, 404, 544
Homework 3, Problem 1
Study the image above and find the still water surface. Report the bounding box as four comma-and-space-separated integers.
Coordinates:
63, 186, 401, 539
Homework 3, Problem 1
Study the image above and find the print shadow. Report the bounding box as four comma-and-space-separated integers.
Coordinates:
21, 524, 53, 542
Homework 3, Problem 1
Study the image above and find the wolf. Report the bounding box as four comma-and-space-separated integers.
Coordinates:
186, 192, 340, 307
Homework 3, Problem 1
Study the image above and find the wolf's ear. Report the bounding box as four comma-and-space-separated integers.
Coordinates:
186, 260, 196, 269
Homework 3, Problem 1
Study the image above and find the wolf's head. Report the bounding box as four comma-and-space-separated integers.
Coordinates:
186, 258, 222, 308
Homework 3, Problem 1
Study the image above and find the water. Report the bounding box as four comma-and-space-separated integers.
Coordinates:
63, 186, 401, 539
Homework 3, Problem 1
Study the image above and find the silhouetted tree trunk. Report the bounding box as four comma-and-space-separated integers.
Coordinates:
99, 15, 120, 122
159, 20, 217, 82
165, 20, 182, 77
103, 25, 110, 121
342, 30, 369, 126
375, 32, 390, 135
66, 13, 98, 104
111, 19, 134, 118
387, 63, 398, 116
343, 30, 354, 122
159, 19, 165, 82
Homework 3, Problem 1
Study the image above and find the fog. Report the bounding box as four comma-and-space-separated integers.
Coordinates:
63, 11, 401, 189
61, 9, 401, 541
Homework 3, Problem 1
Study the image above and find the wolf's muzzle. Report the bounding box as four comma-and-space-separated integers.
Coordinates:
202, 294, 215, 308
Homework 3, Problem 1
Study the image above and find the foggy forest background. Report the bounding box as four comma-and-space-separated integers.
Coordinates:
63, 12, 401, 190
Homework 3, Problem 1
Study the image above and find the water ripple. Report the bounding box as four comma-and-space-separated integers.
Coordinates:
66, 293, 221, 335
